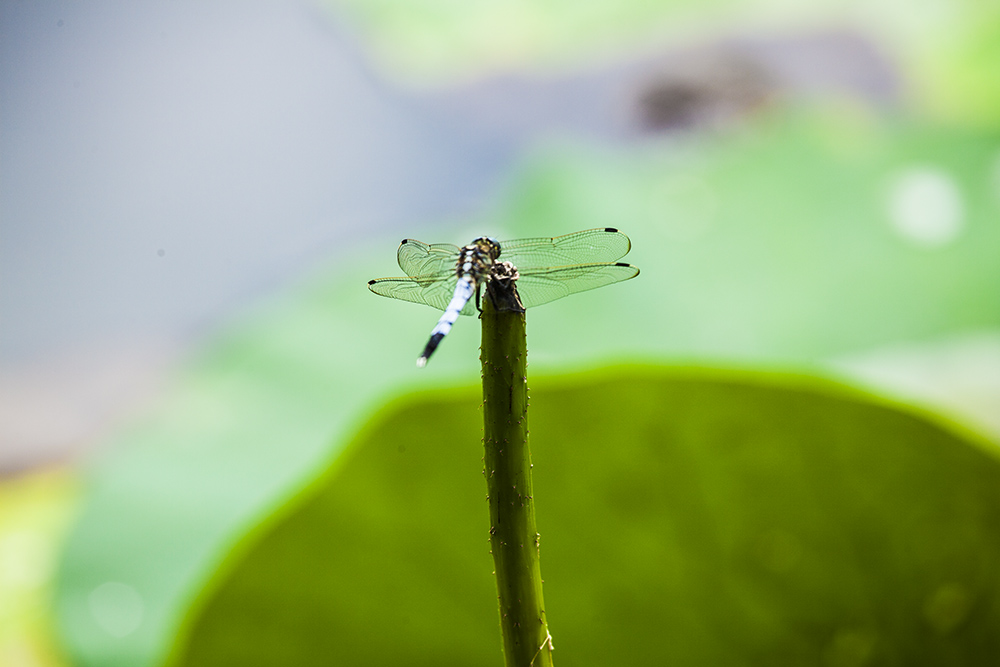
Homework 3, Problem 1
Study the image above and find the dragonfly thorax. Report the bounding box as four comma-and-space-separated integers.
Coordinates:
456, 237, 502, 280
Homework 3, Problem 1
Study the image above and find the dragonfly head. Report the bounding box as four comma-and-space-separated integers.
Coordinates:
470, 237, 502, 261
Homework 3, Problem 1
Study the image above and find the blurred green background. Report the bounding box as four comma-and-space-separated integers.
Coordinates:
2, 0, 998, 665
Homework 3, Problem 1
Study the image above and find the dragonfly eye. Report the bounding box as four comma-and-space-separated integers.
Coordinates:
470, 237, 502, 259
487, 237, 501, 258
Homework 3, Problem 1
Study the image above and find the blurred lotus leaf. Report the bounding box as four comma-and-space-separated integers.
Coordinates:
167, 368, 1000, 666
55, 113, 1000, 667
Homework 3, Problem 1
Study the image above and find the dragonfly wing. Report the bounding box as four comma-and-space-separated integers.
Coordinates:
499, 228, 631, 268
397, 239, 461, 277
368, 274, 479, 315
515, 263, 639, 309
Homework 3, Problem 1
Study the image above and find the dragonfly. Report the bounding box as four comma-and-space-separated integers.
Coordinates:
368, 228, 639, 366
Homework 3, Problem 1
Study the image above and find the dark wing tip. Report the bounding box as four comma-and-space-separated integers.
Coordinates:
367, 279, 376, 285
615, 262, 630, 267
400, 239, 409, 245
604, 227, 619, 233
617, 262, 640, 277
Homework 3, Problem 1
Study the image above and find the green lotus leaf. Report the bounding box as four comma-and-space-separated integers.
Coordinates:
167, 368, 1000, 666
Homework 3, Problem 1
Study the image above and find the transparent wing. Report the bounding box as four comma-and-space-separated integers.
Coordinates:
368, 274, 479, 316
515, 263, 639, 309
396, 239, 461, 277
499, 228, 631, 269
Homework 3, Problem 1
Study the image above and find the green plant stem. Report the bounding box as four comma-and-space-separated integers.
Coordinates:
480, 287, 554, 667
